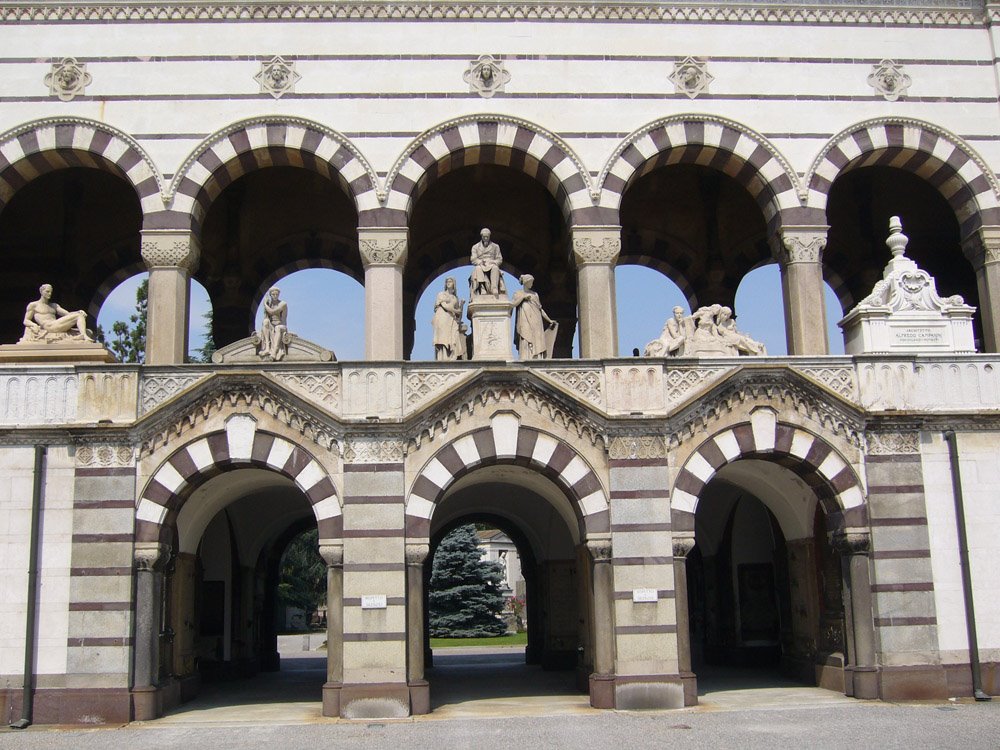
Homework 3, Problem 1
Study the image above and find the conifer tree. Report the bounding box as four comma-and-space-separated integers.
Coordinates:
428, 524, 507, 637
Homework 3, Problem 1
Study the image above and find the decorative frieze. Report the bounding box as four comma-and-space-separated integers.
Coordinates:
794, 366, 858, 402
664, 366, 734, 409
865, 430, 920, 455
539, 368, 603, 405
140, 373, 207, 413
271, 371, 340, 411
343, 437, 404, 464
463, 54, 510, 98
867, 59, 911, 101
45, 57, 91, 101
669, 56, 713, 99
404, 369, 471, 412
607, 435, 667, 460
255, 55, 300, 99
75, 443, 135, 468
0, 372, 78, 425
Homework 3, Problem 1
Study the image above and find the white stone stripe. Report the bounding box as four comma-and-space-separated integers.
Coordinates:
685, 452, 715, 484
491, 414, 519, 459
422, 458, 453, 491
136, 498, 168, 525
789, 430, 815, 460
750, 409, 776, 452
153, 461, 186, 494
838, 486, 864, 509
713, 431, 741, 462
407, 495, 435, 520
266, 438, 294, 471
295, 460, 325, 492
560, 455, 589, 488
186, 438, 214, 472
817, 451, 848, 483
452, 433, 481, 468
531, 434, 558, 467
313, 494, 341, 520
672, 488, 698, 514
578, 490, 607, 517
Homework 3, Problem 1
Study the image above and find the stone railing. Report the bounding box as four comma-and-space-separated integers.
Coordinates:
1, 355, 999, 427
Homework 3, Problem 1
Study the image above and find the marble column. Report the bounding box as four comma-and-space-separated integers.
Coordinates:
587, 538, 616, 708
132, 542, 170, 721
319, 542, 344, 717
962, 226, 1000, 352
774, 226, 829, 355
833, 531, 877, 699
141, 230, 199, 365
672, 536, 696, 678
405, 543, 430, 714
359, 228, 407, 360
572, 226, 621, 359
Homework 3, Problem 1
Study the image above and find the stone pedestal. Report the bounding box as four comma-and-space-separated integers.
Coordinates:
0, 341, 115, 363
468, 296, 514, 360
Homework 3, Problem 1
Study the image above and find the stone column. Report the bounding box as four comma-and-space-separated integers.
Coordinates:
359, 228, 408, 360
405, 543, 430, 714
672, 536, 696, 682
774, 226, 829, 355
572, 226, 621, 359
132, 542, 170, 721
587, 538, 616, 708
963, 226, 1000, 352
319, 542, 344, 718
141, 230, 200, 365
833, 531, 878, 699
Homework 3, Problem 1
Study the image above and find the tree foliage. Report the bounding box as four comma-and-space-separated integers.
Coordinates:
277, 528, 326, 618
191, 308, 216, 363
97, 278, 147, 363
428, 524, 507, 637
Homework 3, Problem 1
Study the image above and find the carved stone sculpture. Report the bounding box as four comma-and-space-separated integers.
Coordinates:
432, 277, 466, 361
643, 304, 766, 358
21, 284, 92, 343
512, 275, 557, 359
470, 228, 506, 297
258, 287, 289, 361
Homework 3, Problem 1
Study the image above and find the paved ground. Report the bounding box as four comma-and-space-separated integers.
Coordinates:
3, 649, 998, 749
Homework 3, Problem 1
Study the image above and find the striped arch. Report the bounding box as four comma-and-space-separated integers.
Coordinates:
159, 116, 379, 233
404, 420, 610, 540
805, 118, 1000, 238
670, 410, 865, 533
0, 117, 161, 217
87, 260, 147, 323
373, 115, 596, 228
136, 417, 340, 545
250, 251, 363, 317
598, 115, 802, 233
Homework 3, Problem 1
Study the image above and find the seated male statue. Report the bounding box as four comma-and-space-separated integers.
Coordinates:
21, 284, 92, 343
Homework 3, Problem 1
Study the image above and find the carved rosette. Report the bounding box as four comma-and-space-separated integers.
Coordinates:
572, 232, 621, 266
134, 542, 170, 572
586, 538, 613, 562
45, 57, 92, 101
140, 231, 200, 273
358, 232, 408, 268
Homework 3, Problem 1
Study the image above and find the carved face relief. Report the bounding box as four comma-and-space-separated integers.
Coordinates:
670, 56, 713, 99
464, 55, 511, 99
867, 60, 911, 102
255, 56, 301, 99
44, 58, 92, 101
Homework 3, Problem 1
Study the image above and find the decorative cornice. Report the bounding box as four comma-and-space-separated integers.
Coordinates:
0, 2, 983, 26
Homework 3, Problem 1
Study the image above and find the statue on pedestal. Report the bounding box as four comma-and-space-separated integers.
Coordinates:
432, 277, 466, 361
470, 227, 506, 297
643, 303, 765, 357
21, 284, 92, 343
512, 274, 557, 359
258, 287, 289, 361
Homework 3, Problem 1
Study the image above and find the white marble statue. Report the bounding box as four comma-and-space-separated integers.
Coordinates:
432, 277, 466, 361
512, 274, 557, 359
20, 284, 92, 343
644, 303, 765, 358
470, 227, 506, 297
258, 287, 289, 361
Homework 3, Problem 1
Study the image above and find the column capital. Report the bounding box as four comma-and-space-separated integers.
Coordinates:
587, 537, 613, 562
673, 534, 696, 559
962, 226, 1000, 267
773, 225, 829, 265
830, 529, 871, 555
319, 541, 344, 567
405, 542, 430, 566
572, 225, 621, 266
134, 542, 171, 571
140, 229, 200, 273
358, 227, 408, 268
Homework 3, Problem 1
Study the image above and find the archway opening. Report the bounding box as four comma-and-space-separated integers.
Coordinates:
422, 464, 591, 711
687, 460, 845, 695
161, 468, 326, 715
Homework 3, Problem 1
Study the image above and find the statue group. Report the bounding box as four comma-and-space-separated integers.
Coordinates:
644, 304, 766, 358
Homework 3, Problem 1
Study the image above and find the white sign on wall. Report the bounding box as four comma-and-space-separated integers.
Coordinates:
632, 588, 658, 603
361, 594, 388, 610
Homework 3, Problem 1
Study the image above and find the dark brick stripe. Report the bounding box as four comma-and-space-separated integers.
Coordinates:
68, 602, 132, 611
608, 458, 668, 468
613, 590, 675, 600
73, 500, 134, 509
615, 624, 677, 635
344, 495, 402, 504
872, 550, 931, 560
609, 489, 667, 499
343, 563, 405, 572
872, 582, 934, 592
341, 529, 404, 538
875, 617, 937, 627
868, 484, 925, 494
344, 463, 404, 473
343, 597, 406, 607
613, 556, 672, 566
70, 567, 131, 576
866, 453, 922, 464
611, 523, 671, 532
343, 632, 406, 642
71, 534, 133, 543
870, 517, 928, 526
74, 467, 136, 477
67, 637, 133, 647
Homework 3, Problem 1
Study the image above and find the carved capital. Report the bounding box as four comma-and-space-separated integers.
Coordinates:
587, 538, 613, 562
962, 227, 1000, 267
358, 229, 408, 267
318, 542, 344, 567
141, 230, 200, 273
405, 543, 430, 566
775, 227, 828, 265
572, 227, 621, 266
830, 530, 870, 555
134, 542, 170, 572
673, 535, 696, 558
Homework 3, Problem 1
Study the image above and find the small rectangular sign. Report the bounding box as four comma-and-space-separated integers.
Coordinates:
632, 588, 658, 603
361, 594, 387, 610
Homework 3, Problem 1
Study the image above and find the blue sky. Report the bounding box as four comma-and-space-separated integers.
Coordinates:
97, 264, 846, 361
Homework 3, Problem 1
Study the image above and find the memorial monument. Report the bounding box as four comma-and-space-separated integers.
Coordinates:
644, 303, 766, 357
466, 227, 515, 360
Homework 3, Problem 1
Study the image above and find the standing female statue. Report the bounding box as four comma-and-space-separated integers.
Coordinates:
432, 277, 465, 361
512, 274, 556, 359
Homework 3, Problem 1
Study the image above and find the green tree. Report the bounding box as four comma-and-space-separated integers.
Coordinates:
97, 278, 147, 363
191, 308, 216, 363
277, 528, 326, 622
428, 524, 507, 637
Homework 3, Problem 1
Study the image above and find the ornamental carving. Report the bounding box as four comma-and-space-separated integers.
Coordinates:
343, 437, 405, 464
794, 366, 858, 402
359, 238, 407, 266
540, 369, 603, 404
404, 370, 470, 412
664, 367, 734, 408
607, 435, 667, 460
572, 237, 621, 265
141, 373, 207, 413
673, 536, 696, 558
75, 444, 134, 468
669, 56, 713, 99
140, 236, 199, 272
779, 235, 827, 265
463, 55, 510, 98
45, 58, 92, 101
830, 530, 870, 555
586, 539, 612, 561
867, 60, 911, 102
865, 430, 919, 455
255, 55, 300, 99
134, 542, 170, 571
270, 372, 340, 411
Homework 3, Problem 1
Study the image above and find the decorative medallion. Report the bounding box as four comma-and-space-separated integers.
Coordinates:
867, 60, 911, 102
464, 55, 510, 99
44, 58, 92, 101
669, 56, 712, 99
255, 56, 300, 99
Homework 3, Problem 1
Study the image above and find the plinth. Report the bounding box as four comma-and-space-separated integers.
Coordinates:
0, 341, 116, 363
467, 295, 514, 360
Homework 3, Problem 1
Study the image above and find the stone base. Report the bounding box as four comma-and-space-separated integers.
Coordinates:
0, 342, 116, 364
944, 661, 999, 697
877, 664, 950, 701
131, 685, 162, 721
322, 681, 342, 717
409, 679, 430, 715
339, 682, 411, 719
1, 687, 132, 725
612, 674, 692, 709
845, 666, 879, 699
589, 673, 615, 708
468, 296, 514, 361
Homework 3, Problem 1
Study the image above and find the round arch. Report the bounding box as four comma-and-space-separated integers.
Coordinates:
598, 115, 802, 234
0, 116, 162, 216
160, 116, 378, 233
375, 114, 597, 228
405, 417, 610, 542
136, 416, 341, 546
805, 117, 1000, 238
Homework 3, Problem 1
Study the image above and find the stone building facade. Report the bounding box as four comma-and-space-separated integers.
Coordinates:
0, 0, 999, 724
